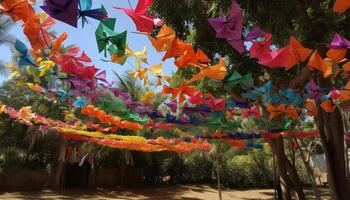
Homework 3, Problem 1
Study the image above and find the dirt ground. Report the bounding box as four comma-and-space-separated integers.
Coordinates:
0, 185, 330, 200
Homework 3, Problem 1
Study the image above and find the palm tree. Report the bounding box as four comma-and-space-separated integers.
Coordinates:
113, 71, 175, 186
114, 70, 169, 106
114, 71, 145, 101
0, 16, 14, 75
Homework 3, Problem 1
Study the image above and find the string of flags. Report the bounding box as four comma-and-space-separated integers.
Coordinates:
0, 0, 348, 152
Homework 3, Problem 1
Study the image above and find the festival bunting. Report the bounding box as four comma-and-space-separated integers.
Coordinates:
2, 0, 349, 154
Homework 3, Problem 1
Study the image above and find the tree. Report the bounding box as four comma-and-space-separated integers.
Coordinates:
0, 79, 64, 179
150, 0, 349, 199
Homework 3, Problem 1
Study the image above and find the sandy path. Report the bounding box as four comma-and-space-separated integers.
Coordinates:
0, 185, 329, 200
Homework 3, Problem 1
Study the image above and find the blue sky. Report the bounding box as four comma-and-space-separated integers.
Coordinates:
0, 0, 176, 85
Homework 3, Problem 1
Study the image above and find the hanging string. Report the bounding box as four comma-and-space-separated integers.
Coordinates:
130, 31, 336, 49
127, 0, 134, 12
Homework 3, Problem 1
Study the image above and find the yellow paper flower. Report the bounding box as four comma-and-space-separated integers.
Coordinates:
0, 104, 6, 113
141, 91, 154, 105
38, 60, 55, 77
19, 106, 34, 121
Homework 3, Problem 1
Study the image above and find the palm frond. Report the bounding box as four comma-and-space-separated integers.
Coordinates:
113, 71, 145, 101
152, 92, 169, 107
113, 71, 130, 92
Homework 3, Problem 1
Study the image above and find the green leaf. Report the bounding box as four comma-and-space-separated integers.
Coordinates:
208, 79, 223, 88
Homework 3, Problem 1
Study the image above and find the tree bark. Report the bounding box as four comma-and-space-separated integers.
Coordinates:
285, 158, 305, 200
315, 107, 350, 200
53, 161, 64, 189
307, 0, 350, 196
154, 0, 349, 199
268, 137, 293, 200
286, 0, 350, 196
340, 109, 350, 178
53, 139, 65, 189
295, 138, 321, 200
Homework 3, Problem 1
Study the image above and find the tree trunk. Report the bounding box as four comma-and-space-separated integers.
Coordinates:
268, 137, 306, 200
285, 159, 305, 200
216, 149, 223, 200
340, 109, 350, 178
53, 161, 64, 189
53, 139, 65, 189
316, 108, 350, 200
292, 1, 350, 197
273, 153, 283, 200
296, 139, 321, 200
268, 137, 292, 200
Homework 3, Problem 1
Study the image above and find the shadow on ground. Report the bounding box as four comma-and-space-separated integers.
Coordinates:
0, 185, 330, 200
1, 185, 206, 200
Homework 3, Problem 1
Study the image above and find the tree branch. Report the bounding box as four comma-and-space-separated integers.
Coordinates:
288, 68, 313, 89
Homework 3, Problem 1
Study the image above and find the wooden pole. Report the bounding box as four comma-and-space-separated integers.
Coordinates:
216, 146, 223, 200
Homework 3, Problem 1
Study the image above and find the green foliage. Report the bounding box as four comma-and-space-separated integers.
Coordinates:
160, 148, 276, 188
182, 153, 213, 183
0, 1, 338, 189
218, 147, 274, 188
141, 152, 170, 184
0, 146, 51, 172
0, 80, 65, 120
152, 0, 349, 48
95, 147, 130, 168
0, 79, 66, 172
150, 0, 350, 96
117, 147, 277, 188
0, 118, 60, 171
166, 153, 213, 184
114, 72, 144, 101
0, 117, 27, 147
0, 147, 26, 172
225, 156, 255, 187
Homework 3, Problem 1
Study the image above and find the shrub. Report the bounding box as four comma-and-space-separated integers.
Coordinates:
164, 155, 186, 184
221, 151, 274, 188
223, 155, 255, 187
182, 153, 213, 183
0, 147, 26, 172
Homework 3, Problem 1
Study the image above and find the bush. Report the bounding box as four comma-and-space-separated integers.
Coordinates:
182, 153, 213, 183
250, 150, 274, 187
221, 150, 274, 188
152, 149, 275, 188
0, 147, 26, 172
164, 155, 186, 184
141, 152, 170, 184
223, 155, 255, 187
